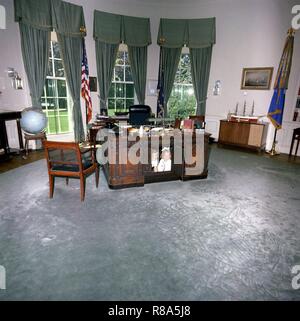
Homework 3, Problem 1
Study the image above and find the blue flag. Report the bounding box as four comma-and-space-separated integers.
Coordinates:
267, 89, 285, 129
267, 29, 294, 129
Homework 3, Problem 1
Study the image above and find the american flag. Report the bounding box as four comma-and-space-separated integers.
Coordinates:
81, 38, 92, 123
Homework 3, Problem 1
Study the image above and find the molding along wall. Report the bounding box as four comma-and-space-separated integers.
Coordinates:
0, 0, 299, 155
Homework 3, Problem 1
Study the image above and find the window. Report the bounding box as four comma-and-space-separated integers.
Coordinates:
108, 50, 135, 116
41, 41, 72, 134
168, 53, 196, 119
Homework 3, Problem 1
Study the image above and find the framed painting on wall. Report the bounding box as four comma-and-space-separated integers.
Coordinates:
241, 67, 274, 90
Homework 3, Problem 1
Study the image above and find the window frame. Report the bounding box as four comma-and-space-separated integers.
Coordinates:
107, 44, 136, 115
41, 33, 73, 135
168, 48, 197, 119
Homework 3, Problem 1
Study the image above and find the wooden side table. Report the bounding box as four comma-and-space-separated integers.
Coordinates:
23, 131, 47, 158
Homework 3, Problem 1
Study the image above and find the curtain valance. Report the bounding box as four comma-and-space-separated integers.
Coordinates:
14, 0, 52, 30
157, 17, 216, 48
94, 10, 151, 46
51, 0, 86, 37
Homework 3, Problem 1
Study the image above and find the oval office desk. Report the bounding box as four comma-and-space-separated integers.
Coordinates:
101, 130, 211, 189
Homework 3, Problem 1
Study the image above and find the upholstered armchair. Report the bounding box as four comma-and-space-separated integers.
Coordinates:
43, 141, 99, 201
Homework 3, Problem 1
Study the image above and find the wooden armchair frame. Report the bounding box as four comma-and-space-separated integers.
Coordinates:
43, 141, 99, 201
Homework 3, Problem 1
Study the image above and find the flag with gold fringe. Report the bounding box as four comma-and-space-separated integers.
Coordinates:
267, 28, 295, 129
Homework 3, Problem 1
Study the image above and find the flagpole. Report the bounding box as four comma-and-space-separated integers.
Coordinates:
268, 128, 279, 156
85, 101, 89, 141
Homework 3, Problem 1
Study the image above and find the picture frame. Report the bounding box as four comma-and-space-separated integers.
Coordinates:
241, 67, 274, 90
147, 79, 158, 96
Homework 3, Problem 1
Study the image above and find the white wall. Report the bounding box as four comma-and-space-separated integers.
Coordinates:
0, 0, 299, 153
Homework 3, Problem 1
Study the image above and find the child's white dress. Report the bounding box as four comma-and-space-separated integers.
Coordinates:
157, 159, 172, 172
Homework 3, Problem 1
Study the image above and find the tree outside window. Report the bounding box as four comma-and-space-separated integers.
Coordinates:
168, 53, 196, 119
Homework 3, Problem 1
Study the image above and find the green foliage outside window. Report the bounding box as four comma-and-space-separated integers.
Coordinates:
42, 41, 71, 134
168, 54, 196, 119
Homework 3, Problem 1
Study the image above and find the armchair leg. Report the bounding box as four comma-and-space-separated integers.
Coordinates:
49, 175, 55, 199
295, 140, 300, 156
95, 165, 99, 188
80, 176, 86, 202
66, 178, 69, 185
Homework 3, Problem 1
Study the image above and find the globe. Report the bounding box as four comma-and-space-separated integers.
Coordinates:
20, 107, 48, 134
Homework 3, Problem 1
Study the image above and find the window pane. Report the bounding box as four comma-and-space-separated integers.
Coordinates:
124, 52, 129, 65
125, 84, 134, 98
115, 83, 124, 97
45, 79, 56, 97
125, 66, 133, 82
43, 41, 72, 135
45, 98, 57, 110
58, 98, 68, 110
57, 80, 67, 97
49, 44, 53, 59
108, 99, 115, 110
47, 59, 53, 77
108, 84, 115, 98
116, 99, 124, 110
126, 99, 134, 108
41, 98, 47, 109
58, 111, 69, 132
115, 66, 124, 82
52, 42, 61, 59
48, 113, 58, 134
116, 51, 124, 65
54, 60, 65, 78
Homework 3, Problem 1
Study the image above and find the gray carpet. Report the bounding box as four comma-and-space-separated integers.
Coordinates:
0, 146, 299, 301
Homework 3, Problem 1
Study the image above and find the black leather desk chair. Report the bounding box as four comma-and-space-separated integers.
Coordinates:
129, 105, 151, 126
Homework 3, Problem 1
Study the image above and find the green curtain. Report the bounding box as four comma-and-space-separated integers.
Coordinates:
161, 47, 182, 115
14, 0, 52, 30
94, 11, 151, 111
157, 19, 187, 48
19, 23, 50, 107
123, 16, 152, 47
187, 18, 216, 48
94, 10, 151, 46
52, 0, 85, 142
190, 46, 213, 116
128, 46, 148, 104
15, 0, 52, 107
95, 41, 119, 110
57, 34, 84, 142
157, 17, 216, 48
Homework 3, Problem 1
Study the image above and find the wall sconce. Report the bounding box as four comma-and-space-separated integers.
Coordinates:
213, 80, 221, 96
7, 67, 23, 90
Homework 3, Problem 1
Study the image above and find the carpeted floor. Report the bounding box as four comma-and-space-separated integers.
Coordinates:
0, 147, 299, 301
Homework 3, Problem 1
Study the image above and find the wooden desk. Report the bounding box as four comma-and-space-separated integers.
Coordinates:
102, 131, 211, 189
218, 120, 268, 152
0, 109, 24, 161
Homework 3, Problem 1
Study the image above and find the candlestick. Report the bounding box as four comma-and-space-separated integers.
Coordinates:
235, 103, 239, 115
251, 101, 255, 116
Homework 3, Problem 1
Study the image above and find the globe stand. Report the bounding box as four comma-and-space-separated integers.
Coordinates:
23, 131, 47, 159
